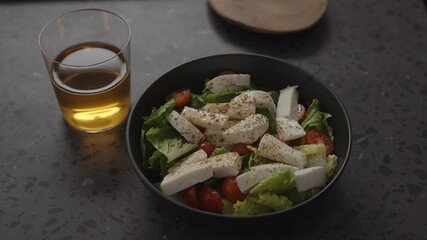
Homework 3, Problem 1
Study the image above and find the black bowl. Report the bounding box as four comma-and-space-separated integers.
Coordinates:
126, 54, 351, 225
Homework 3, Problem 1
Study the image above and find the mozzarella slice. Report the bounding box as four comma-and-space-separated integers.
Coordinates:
229, 93, 256, 119
277, 86, 299, 120
276, 117, 306, 141
203, 120, 239, 147
167, 110, 205, 143
203, 101, 256, 120
181, 106, 229, 129
202, 103, 230, 115
222, 114, 269, 144
236, 163, 299, 193
294, 166, 326, 192
161, 161, 213, 196
257, 134, 307, 169
206, 74, 251, 93
208, 152, 242, 178
167, 149, 208, 173
245, 91, 276, 109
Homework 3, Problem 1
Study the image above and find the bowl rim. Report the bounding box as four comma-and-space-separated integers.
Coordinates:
126, 53, 352, 219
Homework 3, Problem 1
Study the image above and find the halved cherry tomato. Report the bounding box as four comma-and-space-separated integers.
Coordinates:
284, 138, 301, 147
219, 70, 235, 76
184, 185, 198, 209
231, 143, 251, 155
198, 187, 223, 214
305, 130, 334, 155
221, 176, 247, 204
298, 104, 306, 123
165, 88, 191, 108
197, 141, 215, 157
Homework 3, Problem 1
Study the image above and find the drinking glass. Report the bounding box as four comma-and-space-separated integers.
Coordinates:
39, 9, 131, 133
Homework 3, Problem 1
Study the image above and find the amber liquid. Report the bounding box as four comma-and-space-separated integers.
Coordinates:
51, 42, 130, 132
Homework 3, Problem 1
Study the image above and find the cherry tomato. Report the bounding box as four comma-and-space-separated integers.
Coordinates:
184, 185, 198, 209
231, 143, 251, 155
298, 104, 306, 123
165, 88, 191, 108
221, 176, 247, 204
198, 187, 223, 214
284, 138, 301, 147
197, 141, 215, 157
219, 70, 235, 76
305, 130, 334, 155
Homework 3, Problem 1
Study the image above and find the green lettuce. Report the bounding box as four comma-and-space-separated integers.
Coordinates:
249, 170, 296, 195
239, 153, 251, 174
222, 199, 234, 215
256, 108, 277, 134
233, 198, 272, 216
267, 91, 279, 105
140, 100, 177, 171
256, 192, 293, 211
301, 99, 334, 140
147, 150, 170, 177
210, 147, 230, 157
188, 94, 206, 109
326, 154, 338, 178
140, 129, 149, 169
281, 187, 306, 205
142, 99, 176, 131
202, 78, 212, 93
203, 177, 222, 188
146, 126, 197, 162
233, 192, 293, 215
233, 170, 297, 216
293, 144, 327, 168
247, 146, 275, 168
204, 92, 240, 103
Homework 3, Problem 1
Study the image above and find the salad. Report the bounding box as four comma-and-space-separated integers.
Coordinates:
139, 70, 337, 216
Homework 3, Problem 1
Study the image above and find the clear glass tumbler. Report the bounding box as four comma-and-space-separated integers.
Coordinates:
39, 9, 131, 133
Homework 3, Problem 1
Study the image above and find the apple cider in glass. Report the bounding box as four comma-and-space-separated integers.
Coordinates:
51, 42, 130, 132
39, 9, 131, 133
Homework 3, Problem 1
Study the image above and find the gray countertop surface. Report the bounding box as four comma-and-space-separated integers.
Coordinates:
1, 0, 426, 239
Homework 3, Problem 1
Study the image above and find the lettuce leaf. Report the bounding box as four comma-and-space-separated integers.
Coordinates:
301, 99, 334, 140
146, 126, 197, 162
233, 192, 293, 215
281, 187, 306, 205
267, 91, 279, 105
326, 154, 338, 178
256, 108, 277, 134
255, 192, 293, 211
293, 144, 327, 168
140, 129, 151, 170
147, 150, 170, 177
203, 177, 223, 189
204, 92, 240, 103
188, 94, 206, 109
249, 170, 296, 195
202, 78, 212, 93
239, 153, 251, 174
210, 147, 230, 157
247, 146, 275, 168
233, 170, 297, 215
233, 198, 272, 216
142, 99, 176, 131
222, 199, 235, 215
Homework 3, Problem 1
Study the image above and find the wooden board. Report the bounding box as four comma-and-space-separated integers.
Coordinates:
208, 0, 328, 34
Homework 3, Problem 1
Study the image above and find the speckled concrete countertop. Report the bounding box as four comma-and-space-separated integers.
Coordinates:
1, 0, 426, 239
